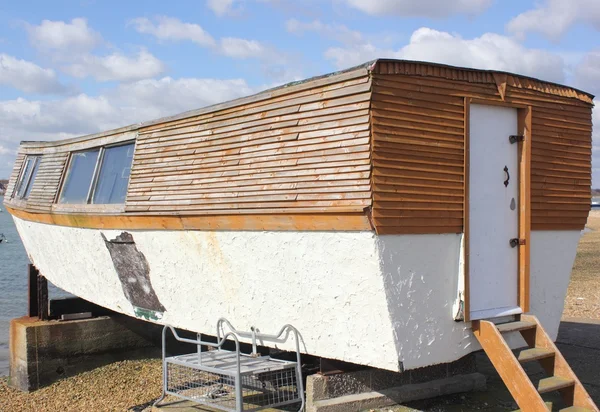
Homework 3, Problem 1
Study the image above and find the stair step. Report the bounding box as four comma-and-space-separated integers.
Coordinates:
514, 403, 594, 412
513, 401, 552, 411
496, 321, 537, 333
537, 376, 575, 394
517, 348, 555, 363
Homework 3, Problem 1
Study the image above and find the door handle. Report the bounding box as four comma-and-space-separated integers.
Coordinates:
504, 166, 510, 187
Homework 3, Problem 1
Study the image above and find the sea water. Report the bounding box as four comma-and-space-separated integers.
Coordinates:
0, 196, 69, 376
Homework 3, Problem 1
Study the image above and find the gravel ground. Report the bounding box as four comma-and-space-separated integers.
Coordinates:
562, 210, 600, 319
0, 359, 163, 412
1, 212, 598, 411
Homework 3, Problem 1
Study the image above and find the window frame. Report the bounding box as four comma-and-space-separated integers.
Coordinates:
13, 155, 41, 200
57, 140, 135, 206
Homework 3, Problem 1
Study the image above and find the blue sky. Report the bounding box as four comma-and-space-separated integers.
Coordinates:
0, 0, 598, 185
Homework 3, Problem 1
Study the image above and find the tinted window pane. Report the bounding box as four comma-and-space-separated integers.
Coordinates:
59, 149, 99, 203
15, 157, 36, 198
23, 157, 40, 199
92, 143, 134, 204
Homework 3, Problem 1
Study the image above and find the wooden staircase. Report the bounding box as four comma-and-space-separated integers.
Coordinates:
473, 314, 598, 412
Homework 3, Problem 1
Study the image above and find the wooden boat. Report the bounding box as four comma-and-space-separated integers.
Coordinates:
3, 60, 594, 383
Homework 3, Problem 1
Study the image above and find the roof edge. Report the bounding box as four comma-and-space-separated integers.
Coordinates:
373, 58, 595, 101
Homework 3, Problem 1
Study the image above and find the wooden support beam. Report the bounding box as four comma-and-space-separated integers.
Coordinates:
37, 273, 49, 321
27, 264, 39, 318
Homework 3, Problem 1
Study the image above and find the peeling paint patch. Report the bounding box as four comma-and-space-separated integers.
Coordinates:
134, 306, 163, 321
101, 232, 166, 314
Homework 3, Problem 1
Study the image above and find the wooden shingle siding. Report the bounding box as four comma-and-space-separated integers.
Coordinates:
370, 73, 466, 234
25, 152, 69, 212
370, 60, 592, 233
127, 73, 373, 214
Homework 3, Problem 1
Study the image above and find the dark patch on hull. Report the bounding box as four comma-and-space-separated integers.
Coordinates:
101, 232, 166, 313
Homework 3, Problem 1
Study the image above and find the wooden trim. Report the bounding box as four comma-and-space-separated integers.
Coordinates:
5, 207, 373, 232
518, 107, 533, 312
470, 98, 528, 109
52, 204, 126, 214
463, 97, 471, 322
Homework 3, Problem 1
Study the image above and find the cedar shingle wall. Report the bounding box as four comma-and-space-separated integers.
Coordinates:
371, 61, 592, 233
26, 152, 69, 212
126, 72, 373, 214
3, 150, 68, 212
370, 74, 465, 234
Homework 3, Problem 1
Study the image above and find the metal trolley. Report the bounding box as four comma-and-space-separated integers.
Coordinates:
154, 318, 305, 411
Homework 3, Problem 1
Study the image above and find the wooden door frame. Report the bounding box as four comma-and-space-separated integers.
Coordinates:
463, 98, 532, 322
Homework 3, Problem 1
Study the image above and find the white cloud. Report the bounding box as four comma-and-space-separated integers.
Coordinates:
0, 145, 13, 155
26, 18, 166, 83
325, 27, 566, 84
574, 51, 600, 96
27, 17, 102, 52
207, 0, 239, 16
219, 37, 269, 59
286, 19, 364, 45
112, 77, 255, 119
129, 16, 215, 47
0, 76, 256, 177
343, 0, 492, 18
62, 50, 166, 82
507, 0, 600, 41
0, 54, 66, 94
325, 43, 387, 68
131, 16, 276, 61
0, 96, 117, 136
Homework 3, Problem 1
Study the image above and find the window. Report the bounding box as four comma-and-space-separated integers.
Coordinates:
14, 155, 41, 200
59, 149, 100, 203
59, 142, 134, 204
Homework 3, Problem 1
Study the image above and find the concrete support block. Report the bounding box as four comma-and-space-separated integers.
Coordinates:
307, 372, 486, 412
9, 315, 160, 391
306, 373, 328, 404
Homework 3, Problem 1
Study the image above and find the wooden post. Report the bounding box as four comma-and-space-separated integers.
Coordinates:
37, 274, 49, 321
27, 264, 48, 320
27, 264, 39, 318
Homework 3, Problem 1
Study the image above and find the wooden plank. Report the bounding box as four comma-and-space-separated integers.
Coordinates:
375, 225, 463, 234
371, 92, 464, 115
6, 206, 373, 231
518, 106, 532, 313
373, 123, 464, 143
463, 97, 471, 322
144, 105, 371, 144
371, 100, 464, 122
373, 217, 463, 227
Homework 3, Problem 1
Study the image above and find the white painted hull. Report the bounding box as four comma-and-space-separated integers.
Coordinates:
12, 216, 580, 372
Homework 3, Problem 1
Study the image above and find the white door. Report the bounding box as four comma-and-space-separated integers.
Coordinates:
469, 104, 521, 320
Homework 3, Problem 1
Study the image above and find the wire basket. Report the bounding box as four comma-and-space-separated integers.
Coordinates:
154, 319, 304, 411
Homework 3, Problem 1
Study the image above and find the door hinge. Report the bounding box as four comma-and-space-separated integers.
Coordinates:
509, 238, 526, 248
509, 134, 525, 144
